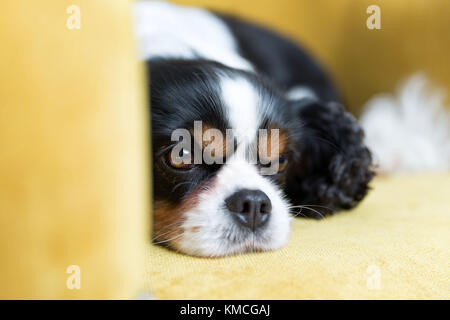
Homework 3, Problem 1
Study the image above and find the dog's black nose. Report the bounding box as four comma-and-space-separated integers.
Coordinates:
225, 189, 272, 230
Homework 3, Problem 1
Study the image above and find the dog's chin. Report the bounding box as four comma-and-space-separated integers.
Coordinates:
169, 237, 289, 258
166, 222, 291, 258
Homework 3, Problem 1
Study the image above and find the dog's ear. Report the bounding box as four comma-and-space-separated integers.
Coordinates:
285, 99, 374, 218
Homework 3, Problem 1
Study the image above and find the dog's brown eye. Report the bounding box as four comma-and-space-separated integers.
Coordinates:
278, 155, 288, 172
259, 155, 289, 172
165, 147, 193, 170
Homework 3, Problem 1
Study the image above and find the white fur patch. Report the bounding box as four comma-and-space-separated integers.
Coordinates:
361, 74, 450, 173
286, 86, 317, 100
133, 1, 253, 71
220, 76, 261, 145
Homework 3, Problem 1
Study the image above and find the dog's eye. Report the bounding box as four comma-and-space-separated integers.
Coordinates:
259, 155, 289, 172
165, 147, 194, 170
278, 155, 288, 172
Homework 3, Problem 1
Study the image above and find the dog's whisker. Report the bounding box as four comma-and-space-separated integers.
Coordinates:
304, 207, 325, 219
292, 207, 307, 218
288, 204, 333, 211
151, 219, 184, 238
152, 224, 184, 241
153, 233, 184, 245
290, 205, 326, 219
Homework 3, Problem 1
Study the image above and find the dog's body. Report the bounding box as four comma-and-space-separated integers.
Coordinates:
134, 2, 373, 257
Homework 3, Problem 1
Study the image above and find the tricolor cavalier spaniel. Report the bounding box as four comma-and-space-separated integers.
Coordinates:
134, 2, 374, 257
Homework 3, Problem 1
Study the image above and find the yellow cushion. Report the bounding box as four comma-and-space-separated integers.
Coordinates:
146, 174, 450, 299
0, 0, 149, 299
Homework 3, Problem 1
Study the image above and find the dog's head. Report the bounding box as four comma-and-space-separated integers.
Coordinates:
148, 59, 374, 257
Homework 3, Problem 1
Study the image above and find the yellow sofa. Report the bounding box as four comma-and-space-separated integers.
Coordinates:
1, 0, 449, 300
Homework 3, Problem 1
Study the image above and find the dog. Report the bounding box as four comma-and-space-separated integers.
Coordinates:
134, 1, 374, 257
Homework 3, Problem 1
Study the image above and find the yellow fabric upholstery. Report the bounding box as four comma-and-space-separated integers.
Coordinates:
0, 0, 149, 299
146, 174, 450, 299
174, 0, 450, 115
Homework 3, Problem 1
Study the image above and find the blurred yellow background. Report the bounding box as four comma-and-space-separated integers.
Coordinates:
174, 0, 450, 114
0, 0, 148, 299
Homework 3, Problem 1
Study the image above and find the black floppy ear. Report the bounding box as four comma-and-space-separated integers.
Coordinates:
284, 99, 374, 218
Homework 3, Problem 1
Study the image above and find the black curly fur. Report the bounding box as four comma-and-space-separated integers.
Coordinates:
285, 99, 375, 219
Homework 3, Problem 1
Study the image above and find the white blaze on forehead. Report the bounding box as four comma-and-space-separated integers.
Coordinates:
220, 76, 261, 147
